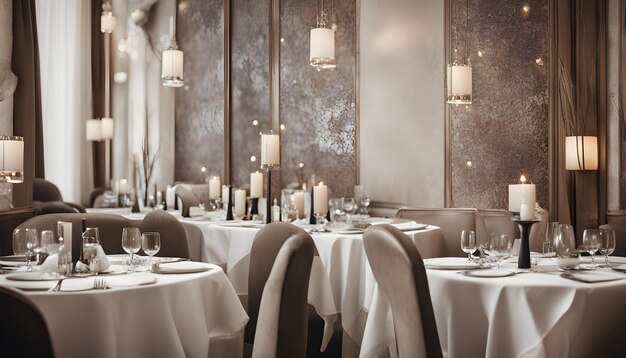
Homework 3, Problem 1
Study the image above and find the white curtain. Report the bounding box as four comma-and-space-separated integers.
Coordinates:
36, 0, 93, 204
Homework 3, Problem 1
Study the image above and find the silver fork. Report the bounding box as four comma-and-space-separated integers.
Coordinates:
93, 278, 109, 290
49, 278, 67, 292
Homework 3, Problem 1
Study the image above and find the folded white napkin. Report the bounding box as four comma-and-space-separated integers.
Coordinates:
15, 254, 59, 272
562, 270, 626, 283
75, 246, 110, 273
189, 206, 204, 217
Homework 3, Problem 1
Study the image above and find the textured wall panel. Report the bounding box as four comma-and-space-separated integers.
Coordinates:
230, 0, 271, 188
175, 0, 225, 183
279, 0, 357, 197
450, 0, 549, 210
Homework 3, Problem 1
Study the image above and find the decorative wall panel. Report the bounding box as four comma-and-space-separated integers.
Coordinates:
175, 0, 225, 183
449, 0, 549, 210
279, 0, 357, 197
230, 0, 271, 187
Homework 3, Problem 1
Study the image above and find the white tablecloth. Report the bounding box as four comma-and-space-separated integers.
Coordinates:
361, 257, 626, 358
0, 265, 248, 358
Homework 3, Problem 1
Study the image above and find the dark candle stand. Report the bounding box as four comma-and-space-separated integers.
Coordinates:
264, 166, 279, 224
512, 216, 540, 269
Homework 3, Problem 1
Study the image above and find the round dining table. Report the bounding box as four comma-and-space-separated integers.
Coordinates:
0, 261, 249, 358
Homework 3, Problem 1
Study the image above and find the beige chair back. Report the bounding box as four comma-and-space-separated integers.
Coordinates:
0, 286, 54, 357
174, 185, 201, 217
252, 233, 314, 358
363, 224, 442, 358
396, 207, 478, 257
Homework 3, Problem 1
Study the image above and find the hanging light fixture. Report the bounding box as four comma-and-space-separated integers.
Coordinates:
162, 16, 184, 87
100, 0, 116, 34
446, 0, 472, 105
310, 0, 336, 70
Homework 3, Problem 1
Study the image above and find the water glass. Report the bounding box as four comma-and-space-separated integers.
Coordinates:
360, 195, 371, 215
342, 197, 357, 220
553, 224, 579, 270
121, 190, 136, 213
82, 228, 101, 271
122, 227, 142, 270
487, 233, 511, 269
141, 232, 161, 263
599, 228, 616, 265
329, 198, 345, 222
544, 222, 559, 256
12, 229, 31, 271
460, 230, 476, 262
582, 228, 601, 267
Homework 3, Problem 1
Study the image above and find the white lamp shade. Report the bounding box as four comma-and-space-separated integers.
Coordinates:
162, 49, 184, 87
310, 27, 335, 67
565, 136, 598, 170
0, 136, 24, 183
101, 117, 114, 139
86, 119, 102, 141
446, 64, 472, 104
101, 13, 116, 33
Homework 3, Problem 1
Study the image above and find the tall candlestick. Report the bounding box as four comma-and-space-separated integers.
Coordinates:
209, 177, 221, 198
313, 182, 328, 214
261, 133, 280, 166
226, 186, 234, 220
250, 171, 263, 198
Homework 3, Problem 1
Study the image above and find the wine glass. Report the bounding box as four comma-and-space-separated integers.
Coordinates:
342, 198, 357, 221
121, 227, 141, 271
582, 228, 601, 268
488, 233, 511, 269
460, 230, 476, 262
599, 228, 616, 266
360, 195, 371, 215
141, 232, 161, 263
121, 190, 136, 214
554, 224, 579, 270
544, 222, 559, 256
82, 228, 100, 272
12, 229, 31, 270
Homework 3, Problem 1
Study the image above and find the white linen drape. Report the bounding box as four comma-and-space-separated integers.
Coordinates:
36, 0, 93, 204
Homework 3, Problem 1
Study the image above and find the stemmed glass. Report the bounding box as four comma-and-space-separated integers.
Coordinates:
13, 228, 39, 272
342, 198, 357, 221
544, 222, 559, 256
141, 232, 161, 264
554, 224, 579, 270
599, 228, 616, 266
82, 228, 100, 272
487, 233, 511, 269
460, 230, 476, 262
359, 195, 371, 215
121, 227, 142, 271
121, 190, 136, 214
582, 228, 601, 268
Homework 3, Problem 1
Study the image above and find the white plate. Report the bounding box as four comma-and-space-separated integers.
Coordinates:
60, 275, 157, 291
464, 269, 515, 278
151, 261, 214, 274
6, 272, 64, 281
424, 258, 483, 270
561, 271, 626, 283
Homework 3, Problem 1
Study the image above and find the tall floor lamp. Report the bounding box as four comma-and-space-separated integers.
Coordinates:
565, 135, 598, 234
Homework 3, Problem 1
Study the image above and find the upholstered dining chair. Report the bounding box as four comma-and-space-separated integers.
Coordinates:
395, 207, 479, 257
15, 211, 189, 261
174, 185, 201, 217
246, 222, 342, 357
0, 286, 54, 358
33, 177, 86, 214
363, 224, 443, 358
250, 232, 314, 358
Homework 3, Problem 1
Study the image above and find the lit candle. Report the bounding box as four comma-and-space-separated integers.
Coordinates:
250, 171, 263, 198
293, 191, 305, 219
118, 179, 128, 195
261, 133, 280, 166
166, 185, 175, 210
508, 175, 536, 213
209, 176, 221, 198
313, 182, 328, 214
221, 185, 230, 204
234, 189, 246, 218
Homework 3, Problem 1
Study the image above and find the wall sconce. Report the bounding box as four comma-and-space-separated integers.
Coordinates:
565, 135, 598, 171
310, 0, 336, 70
162, 16, 184, 87
0, 136, 24, 211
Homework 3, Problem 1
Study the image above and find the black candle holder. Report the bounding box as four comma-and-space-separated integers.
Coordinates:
226, 186, 234, 221
250, 197, 259, 215
309, 188, 316, 225
512, 216, 540, 269
264, 165, 279, 224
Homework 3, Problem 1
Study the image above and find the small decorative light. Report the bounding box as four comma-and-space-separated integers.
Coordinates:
113, 72, 127, 83
200, 166, 207, 173
466, 161, 472, 167
250, 156, 257, 162
100, 0, 116, 34
298, 162, 304, 168
535, 58, 543, 66
477, 50, 483, 57
521, 4, 530, 17
252, 120, 259, 126
280, 124, 286, 131
280, 38, 285, 43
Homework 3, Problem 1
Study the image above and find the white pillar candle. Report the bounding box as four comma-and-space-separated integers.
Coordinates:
209, 177, 221, 198
293, 191, 305, 219
250, 171, 263, 198
261, 133, 280, 166
508, 175, 536, 213
313, 182, 328, 214
222, 185, 230, 204
234, 189, 246, 218
118, 179, 128, 194
520, 202, 534, 221
86, 119, 102, 141
166, 185, 175, 210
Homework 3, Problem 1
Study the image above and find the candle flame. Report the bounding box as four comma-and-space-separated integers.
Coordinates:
319, 181, 324, 186
520, 175, 526, 183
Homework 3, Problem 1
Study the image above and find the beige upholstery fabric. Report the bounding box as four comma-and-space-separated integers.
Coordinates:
16, 211, 189, 261
363, 224, 442, 358
174, 185, 202, 217
33, 178, 86, 214
0, 286, 53, 357
395, 207, 479, 257
600, 223, 626, 257
252, 233, 314, 358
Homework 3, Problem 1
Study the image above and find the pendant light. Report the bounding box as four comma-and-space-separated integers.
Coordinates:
162, 16, 184, 87
446, 0, 472, 105
100, 0, 116, 33
310, 0, 336, 70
